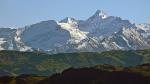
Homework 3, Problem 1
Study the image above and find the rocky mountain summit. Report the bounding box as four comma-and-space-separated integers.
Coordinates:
0, 10, 150, 54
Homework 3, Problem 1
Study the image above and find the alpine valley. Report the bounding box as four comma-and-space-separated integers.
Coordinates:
0, 10, 150, 54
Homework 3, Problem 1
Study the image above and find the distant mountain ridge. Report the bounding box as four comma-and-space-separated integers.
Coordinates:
0, 10, 150, 53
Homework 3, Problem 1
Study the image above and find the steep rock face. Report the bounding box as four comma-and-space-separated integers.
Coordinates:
20, 20, 71, 51
0, 10, 150, 53
136, 24, 150, 44
78, 10, 134, 37
0, 28, 16, 50
100, 27, 150, 50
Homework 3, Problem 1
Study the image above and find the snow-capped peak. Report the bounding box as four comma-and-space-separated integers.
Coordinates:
0, 10, 150, 54
94, 10, 108, 19
85, 10, 108, 24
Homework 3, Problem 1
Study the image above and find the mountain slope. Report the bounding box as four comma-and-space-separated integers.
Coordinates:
0, 49, 149, 76
40, 64, 150, 84
0, 64, 150, 84
0, 10, 150, 53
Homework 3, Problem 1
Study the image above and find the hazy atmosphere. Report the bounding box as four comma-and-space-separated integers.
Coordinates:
0, 0, 150, 84
0, 0, 150, 27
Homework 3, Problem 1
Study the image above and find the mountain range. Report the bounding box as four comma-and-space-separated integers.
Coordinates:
0, 10, 150, 54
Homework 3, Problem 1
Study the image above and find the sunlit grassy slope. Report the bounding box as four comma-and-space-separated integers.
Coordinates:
0, 49, 149, 76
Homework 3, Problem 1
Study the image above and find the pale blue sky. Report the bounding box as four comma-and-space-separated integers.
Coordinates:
0, 0, 150, 27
